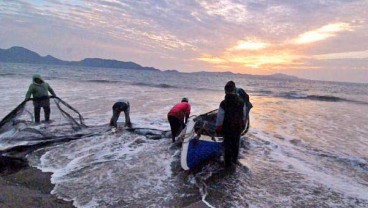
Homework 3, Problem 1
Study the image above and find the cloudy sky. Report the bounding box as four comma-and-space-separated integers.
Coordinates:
1, 0, 367, 83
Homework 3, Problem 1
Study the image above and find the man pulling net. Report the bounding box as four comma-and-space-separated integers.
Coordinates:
0, 75, 87, 152
25, 74, 56, 123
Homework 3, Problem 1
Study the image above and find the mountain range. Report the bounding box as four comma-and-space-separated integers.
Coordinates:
0, 46, 299, 80
0, 46, 159, 71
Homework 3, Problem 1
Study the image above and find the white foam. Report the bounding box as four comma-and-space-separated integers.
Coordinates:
250, 127, 368, 201
30, 131, 178, 207
272, 146, 368, 200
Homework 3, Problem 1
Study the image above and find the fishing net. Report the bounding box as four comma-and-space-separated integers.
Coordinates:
0, 97, 87, 152
126, 127, 171, 140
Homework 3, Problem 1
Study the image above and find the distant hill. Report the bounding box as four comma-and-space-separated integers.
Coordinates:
193, 71, 300, 81
0, 46, 300, 80
266, 73, 299, 80
0, 46, 160, 71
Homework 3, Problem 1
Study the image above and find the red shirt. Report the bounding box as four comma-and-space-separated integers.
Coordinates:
168, 102, 191, 121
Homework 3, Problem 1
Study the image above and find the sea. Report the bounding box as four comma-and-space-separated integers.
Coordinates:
0, 62, 367, 207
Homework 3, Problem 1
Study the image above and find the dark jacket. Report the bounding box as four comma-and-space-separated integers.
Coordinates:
113, 99, 130, 112
236, 87, 253, 110
216, 93, 246, 135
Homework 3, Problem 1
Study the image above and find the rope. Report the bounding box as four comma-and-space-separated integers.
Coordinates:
53, 98, 85, 130
125, 127, 171, 135
53, 97, 87, 127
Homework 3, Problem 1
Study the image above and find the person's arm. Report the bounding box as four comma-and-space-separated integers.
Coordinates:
126, 101, 130, 113
125, 102, 131, 124
25, 84, 33, 100
184, 104, 191, 124
242, 104, 247, 129
215, 105, 225, 133
47, 83, 56, 97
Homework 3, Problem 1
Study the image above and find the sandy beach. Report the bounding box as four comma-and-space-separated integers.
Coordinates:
0, 156, 73, 208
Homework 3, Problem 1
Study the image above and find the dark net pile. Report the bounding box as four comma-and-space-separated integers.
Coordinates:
193, 109, 249, 138
193, 109, 219, 137
0, 97, 87, 152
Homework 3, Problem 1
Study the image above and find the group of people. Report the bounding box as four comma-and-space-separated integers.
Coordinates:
25, 74, 251, 170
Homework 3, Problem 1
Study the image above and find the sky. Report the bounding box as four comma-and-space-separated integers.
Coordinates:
0, 0, 367, 83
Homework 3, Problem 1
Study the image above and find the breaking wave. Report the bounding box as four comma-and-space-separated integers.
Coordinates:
132, 82, 177, 89
85, 79, 122, 83
0, 73, 17, 77
131, 81, 220, 92
280, 92, 368, 105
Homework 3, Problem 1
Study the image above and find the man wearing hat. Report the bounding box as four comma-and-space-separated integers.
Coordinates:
215, 81, 247, 170
167, 97, 191, 142
25, 74, 56, 123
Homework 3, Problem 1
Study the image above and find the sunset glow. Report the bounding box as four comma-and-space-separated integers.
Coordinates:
0, 0, 367, 82
199, 51, 301, 69
198, 22, 358, 72
229, 40, 269, 51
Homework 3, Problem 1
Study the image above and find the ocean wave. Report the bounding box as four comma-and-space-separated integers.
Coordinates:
247, 90, 273, 96
256, 90, 273, 94
307, 95, 368, 105
318, 153, 368, 172
0, 73, 17, 77
131, 81, 220, 92
132, 82, 178, 89
85, 79, 121, 83
307, 95, 345, 102
281, 92, 308, 99
280, 92, 368, 105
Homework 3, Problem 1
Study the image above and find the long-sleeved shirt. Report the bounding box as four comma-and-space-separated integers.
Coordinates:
25, 82, 56, 99
168, 102, 191, 122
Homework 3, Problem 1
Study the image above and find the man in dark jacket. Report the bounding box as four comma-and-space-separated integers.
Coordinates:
215, 81, 247, 169
110, 99, 132, 128
25, 74, 56, 123
226, 81, 253, 119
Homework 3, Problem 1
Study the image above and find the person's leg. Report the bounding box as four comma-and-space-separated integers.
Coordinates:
34, 106, 41, 123
168, 116, 181, 142
124, 108, 131, 127
231, 134, 241, 165
168, 116, 175, 142
44, 106, 51, 121
110, 109, 120, 128
44, 99, 51, 122
223, 136, 232, 168
173, 118, 184, 141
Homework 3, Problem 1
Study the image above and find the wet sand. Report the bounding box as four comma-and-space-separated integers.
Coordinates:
0, 156, 74, 208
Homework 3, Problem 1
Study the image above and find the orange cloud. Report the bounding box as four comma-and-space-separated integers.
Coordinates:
197, 55, 227, 64
228, 40, 270, 51
198, 40, 303, 70
198, 22, 356, 73
227, 53, 301, 68
293, 22, 353, 44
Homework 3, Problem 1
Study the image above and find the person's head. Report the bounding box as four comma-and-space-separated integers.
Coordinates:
34, 78, 43, 84
227, 80, 236, 87
224, 81, 236, 94
32, 74, 44, 84
181, 97, 189, 103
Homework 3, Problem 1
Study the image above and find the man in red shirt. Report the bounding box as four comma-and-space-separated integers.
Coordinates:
167, 97, 191, 142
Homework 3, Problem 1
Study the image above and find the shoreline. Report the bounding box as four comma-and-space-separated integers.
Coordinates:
0, 156, 74, 208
